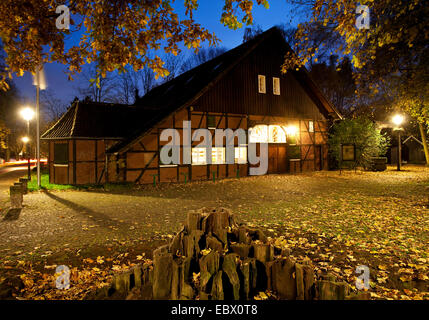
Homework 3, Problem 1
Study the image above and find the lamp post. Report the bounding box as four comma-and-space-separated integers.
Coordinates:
392, 114, 404, 171
20, 107, 35, 180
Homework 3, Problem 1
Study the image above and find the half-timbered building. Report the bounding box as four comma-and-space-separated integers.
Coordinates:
42, 27, 341, 185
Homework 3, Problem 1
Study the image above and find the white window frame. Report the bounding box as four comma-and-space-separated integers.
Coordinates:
211, 147, 225, 164
268, 125, 287, 143
249, 125, 268, 143
234, 146, 247, 164
192, 147, 207, 165
309, 120, 314, 133
273, 77, 280, 95
258, 75, 266, 94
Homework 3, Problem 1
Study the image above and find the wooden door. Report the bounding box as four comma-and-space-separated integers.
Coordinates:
268, 145, 287, 173
268, 146, 277, 174
277, 146, 287, 173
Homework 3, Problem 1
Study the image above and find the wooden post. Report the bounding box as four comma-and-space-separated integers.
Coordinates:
10, 185, 23, 209
19, 178, 28, 194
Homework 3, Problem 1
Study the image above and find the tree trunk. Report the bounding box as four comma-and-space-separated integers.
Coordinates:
419, 122, 429, 166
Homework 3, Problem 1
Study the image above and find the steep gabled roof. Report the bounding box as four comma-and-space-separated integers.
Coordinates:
41, 100, 158, 139
107, 27, 342, 154
42, 26, 342, 151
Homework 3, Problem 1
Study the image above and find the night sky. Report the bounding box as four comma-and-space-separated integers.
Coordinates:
14, 0, 305, 106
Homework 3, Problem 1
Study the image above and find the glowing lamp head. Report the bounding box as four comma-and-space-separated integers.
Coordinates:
20, 107, 35, 121
286, 125, 298, 136
392, 114, 404, 127
21, 136, 29, 143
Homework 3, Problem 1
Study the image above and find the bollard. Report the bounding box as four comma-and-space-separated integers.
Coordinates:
10, 185, 23, 209
19, 178, 28, 194
14, 182, 24, 195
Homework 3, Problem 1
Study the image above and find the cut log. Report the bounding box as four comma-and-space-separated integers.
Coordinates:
186, 210, 203, 232
183, 230, 203, 258
230, 243, 251, 259
238, 226, 251, 244
303, 265, 315, 300
252, 243, 274, 263
295, 263, 304, 300
222, 253, 240, 300
211, 271, 224, 300
316, 280, 350, 300
205, 235, 224, 253
199, 251, 220, 292
152, 248, 173, 299
270, 258, 296, 300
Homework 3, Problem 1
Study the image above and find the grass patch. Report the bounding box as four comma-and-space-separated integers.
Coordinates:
27, 173, 136, 192
27, 173, 76, 191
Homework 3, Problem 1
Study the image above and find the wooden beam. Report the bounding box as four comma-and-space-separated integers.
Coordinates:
134, 152, 158, 183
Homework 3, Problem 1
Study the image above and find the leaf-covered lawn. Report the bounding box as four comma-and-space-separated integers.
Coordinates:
0, 165, 428, 299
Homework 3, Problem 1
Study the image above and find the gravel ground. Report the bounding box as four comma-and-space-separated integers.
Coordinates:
1, 165, 428, 259
0, 165, 428, 299
0, 166, 429, 272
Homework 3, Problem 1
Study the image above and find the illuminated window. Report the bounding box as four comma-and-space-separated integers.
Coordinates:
258, 75, 266, 93
192, 148, 206, 165
212, 147, 225, 164
249, 125, 268, 143
235, 147, 247, 164
268, 125, 287, 143
273, 77, 280, 95
309, 121, 314, 132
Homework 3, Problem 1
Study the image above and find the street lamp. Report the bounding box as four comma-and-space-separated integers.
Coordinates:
20, 107, 35, 180
392, 114, 404, 171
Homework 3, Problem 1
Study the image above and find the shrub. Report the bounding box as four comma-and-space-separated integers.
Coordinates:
329, 118, 390, 169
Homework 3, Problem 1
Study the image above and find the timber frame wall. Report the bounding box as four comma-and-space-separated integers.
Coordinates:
103, 108, 329, 185
48, 139, 118, 185
47, 110, 329, 185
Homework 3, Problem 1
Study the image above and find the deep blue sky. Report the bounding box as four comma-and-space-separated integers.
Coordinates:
14, 0, 305, 106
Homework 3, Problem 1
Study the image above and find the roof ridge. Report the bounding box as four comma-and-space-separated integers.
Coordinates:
41, 100, 77, 138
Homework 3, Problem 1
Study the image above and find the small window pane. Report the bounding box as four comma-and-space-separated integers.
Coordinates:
234, 147, 247, 164
258, 75, 266, 93
192, 148, 206, 165
54, 143, 68, 164
309, 121, 314, 132
249, 125, 268, 143
268, 125, 287, 143
273, 77, 280, 95
212, 147, 225, 164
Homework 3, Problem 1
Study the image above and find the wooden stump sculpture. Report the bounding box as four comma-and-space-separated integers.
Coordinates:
91, 208, 369, 300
